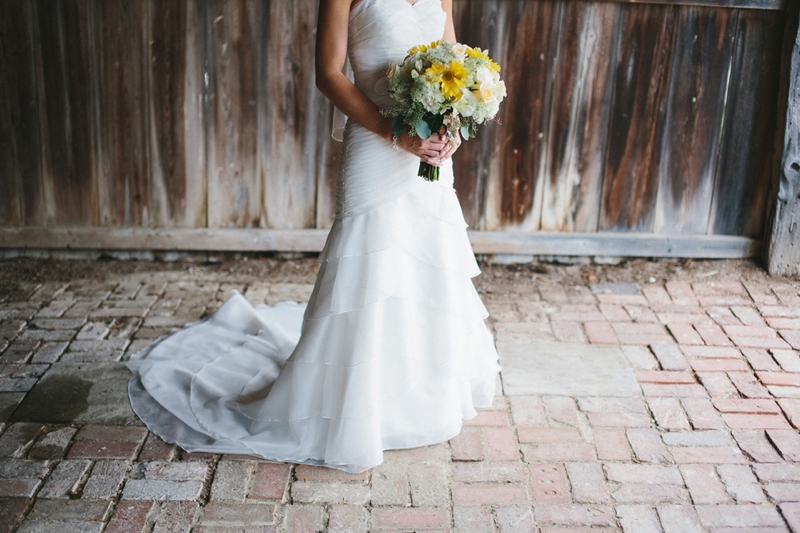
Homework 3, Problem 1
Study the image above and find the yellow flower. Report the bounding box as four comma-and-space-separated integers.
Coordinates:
466, 47, 501, 72
426, 61, 468, 101
409, 40, 441, 55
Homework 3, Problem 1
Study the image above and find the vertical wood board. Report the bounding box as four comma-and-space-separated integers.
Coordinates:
148, 0, 206, 228
206, 0, 261, 228
600, 3, 678, 231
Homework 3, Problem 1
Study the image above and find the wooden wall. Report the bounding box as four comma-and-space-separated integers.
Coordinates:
0, 0, 789, 251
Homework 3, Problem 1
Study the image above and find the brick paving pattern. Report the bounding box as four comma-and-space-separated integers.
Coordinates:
0, 265, 799, 532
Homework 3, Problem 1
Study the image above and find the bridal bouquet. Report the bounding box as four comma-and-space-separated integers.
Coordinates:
382, 40, 506, 181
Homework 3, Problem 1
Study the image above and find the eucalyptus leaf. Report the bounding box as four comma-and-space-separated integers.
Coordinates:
415, 119, 431, 139
460, 125, 470, 141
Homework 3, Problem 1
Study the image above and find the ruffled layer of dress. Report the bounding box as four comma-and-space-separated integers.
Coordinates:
127, 155, 500, 472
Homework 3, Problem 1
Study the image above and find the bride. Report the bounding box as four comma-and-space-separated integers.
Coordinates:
127, 0, 500, 473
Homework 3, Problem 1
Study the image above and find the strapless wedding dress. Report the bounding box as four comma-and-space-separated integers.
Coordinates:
127, 0, 500, 473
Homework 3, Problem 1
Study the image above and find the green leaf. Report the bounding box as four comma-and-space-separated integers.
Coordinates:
428, 114, 444, 135
415, 119, 431, 139
392, 116, 406, 139
460, 125, 470, 141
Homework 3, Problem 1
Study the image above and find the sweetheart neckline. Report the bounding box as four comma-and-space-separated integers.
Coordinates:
350, 0, 436, 20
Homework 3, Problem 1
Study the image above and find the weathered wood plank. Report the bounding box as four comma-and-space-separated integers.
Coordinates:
654, 6, 737, 233
0, 0, 41, 225
261, 0, 319, 229
94, 0, 151, 226
0, 226, 759, 259
206, 0, 261, 228
487, 0, 563, 231
34, 0, 96, 225
766, 6, 800, 275
148, 0, 206, 228
600, 3, 678, 231
710, 8, 784, 236
452, 0, 504, 230
541, 1, 619, 232
596, 0, 785, 9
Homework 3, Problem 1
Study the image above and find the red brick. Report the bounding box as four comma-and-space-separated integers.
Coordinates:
668, 446, 747, 463
75, 426, 148, 443
778, 398, 800, 428
731, 306, 767, 326
681, 397, 726, 429
517, 428, 583, 443
766, 317, 800, 329
650, 344, 691, 370
681, 346, 741, 358
732, 337, 791, 350
689, 358, 750, 372
665, 281, 699, 306
495, 506, 537, 533
543, 397, 580, 427
696, 372, 738, 398
636, 371, 695, 384
596, 294, 648, 306
599, 304, 630, 322
584, 322, 618, 344
452, 463, 527, 483
509, 397, 547, 427
549, 304, 603, 322
760, 306, 800, 318
678, 464, 728, 504
782, 503, 800, 533
0, 498, 29, 533
725, 326, 776, 340
668, 324, 704, 345
483, 427, 518, 461
780, 329, 800, 350
463, 410, 510, 427
66, 441, 139, 460
648, 397, 690, 430
731, 429, 784, 463
248, 463, 290, 500
536, 504, 616, 527
766, 429, 800, 461
520, 442, 595, 462
449, 427, 484, 462
756, 371, 800, 387
730, 372, 772, 399
772, 349, 800, 372
451, 483, 528, 505
641, 383, 709, 397
105, 501, 157, 533
613, 323, 675, 345
530, 464, 569, 502
138, 434, 176, 462
657, 312, 713, 325
706, 306, 743, 326
642, 285, 672, 306
592, 429, 632, 461
586, 412, 652, 428
626, 428, 672, 464
720, 413, 790, 429
371, 508, 450, 530
695, 504, 785, 528
551, 321, 587, 342
741, 348, 782, 371
743, 281, 780, 306
712, 398, 781, 414
694, 323, 734, 346
294, 465, 368, 483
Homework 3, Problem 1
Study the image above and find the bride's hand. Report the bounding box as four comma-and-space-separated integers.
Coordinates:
437, 130, 462, 162
395, 132, 450, 166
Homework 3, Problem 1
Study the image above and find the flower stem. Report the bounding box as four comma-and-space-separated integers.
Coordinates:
418, 161, 439, 182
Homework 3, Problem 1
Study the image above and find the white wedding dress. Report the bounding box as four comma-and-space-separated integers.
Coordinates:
127, 0, 500, 473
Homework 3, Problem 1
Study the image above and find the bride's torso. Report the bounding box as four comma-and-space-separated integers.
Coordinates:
348, 0, 447, 108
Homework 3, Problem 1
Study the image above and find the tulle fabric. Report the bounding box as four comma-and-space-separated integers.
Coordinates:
127, 0, 500, 473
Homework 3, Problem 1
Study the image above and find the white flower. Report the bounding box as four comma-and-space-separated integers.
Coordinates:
454, 88, 478, 117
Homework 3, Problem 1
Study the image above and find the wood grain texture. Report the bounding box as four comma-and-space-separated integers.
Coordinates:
34, 0, 96, 225
206, 0, 261, 228
148, 0, 206, 228
487, 0, 563, 231
766, 6, 800, 275
0, 226, 759, 259
710, 8, 784, 236
600, 3, 678, 231
654, 6, 736, 233
0, 0, 41, 225
94, 0, 151, 227
541, 1, 618, 232
595, 0, 785, 9
261, 0, 319, 229
452, 0, 504, 229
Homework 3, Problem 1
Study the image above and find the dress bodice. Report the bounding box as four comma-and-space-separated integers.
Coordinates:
348, 0, 447, 108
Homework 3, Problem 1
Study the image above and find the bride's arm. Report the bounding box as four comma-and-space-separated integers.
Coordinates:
441, 0, 456, 42
315, 0, 448, 165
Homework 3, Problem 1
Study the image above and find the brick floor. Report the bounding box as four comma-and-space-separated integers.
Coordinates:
0, 259, 799, 531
